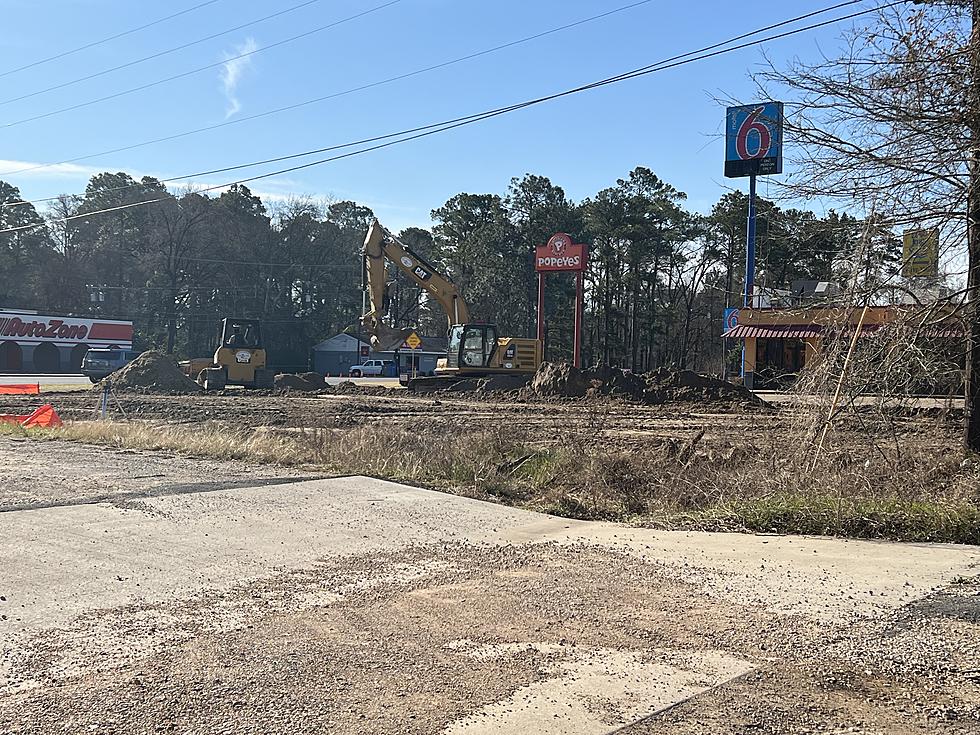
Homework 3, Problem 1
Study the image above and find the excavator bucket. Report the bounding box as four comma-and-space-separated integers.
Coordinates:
366, 324, 420, 352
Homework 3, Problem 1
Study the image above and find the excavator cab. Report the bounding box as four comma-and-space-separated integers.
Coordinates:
446, 324, 497, 369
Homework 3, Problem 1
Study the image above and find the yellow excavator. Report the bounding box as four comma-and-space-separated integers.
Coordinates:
361, 220, 541, 388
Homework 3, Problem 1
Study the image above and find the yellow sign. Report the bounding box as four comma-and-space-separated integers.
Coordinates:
903, 229, 939, 278
404, 331, 422, 350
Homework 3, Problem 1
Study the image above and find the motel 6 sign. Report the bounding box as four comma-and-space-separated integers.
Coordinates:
725, 102, 783, 178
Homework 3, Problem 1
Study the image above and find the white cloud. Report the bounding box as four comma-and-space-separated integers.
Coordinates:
0, 159, 106, 180
219, 37, 258, 119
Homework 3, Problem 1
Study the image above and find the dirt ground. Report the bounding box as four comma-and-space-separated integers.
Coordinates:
0, 385, 906, 446
1, 438, 978, 734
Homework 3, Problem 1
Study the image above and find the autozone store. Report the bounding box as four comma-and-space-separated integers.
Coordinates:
0, 310, 134, 373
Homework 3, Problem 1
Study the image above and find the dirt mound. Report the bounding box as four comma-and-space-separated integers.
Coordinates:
644, 367, 764, 406
528, 362, 591, 398
329, 380, 392, 396
477, 374, 531, 393
298, 372, 326, 389
412, 374, 531, 395
587, 364, 647, 398
97, 351, 201, 394
274, 373, 322, 392
526, 362, 764, 406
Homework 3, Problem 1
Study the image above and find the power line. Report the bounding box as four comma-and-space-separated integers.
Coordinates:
0, 0, 658, 178
0, 0, 325, 108
0, 0, 402, 130
0, 0, 226, 80
0, 1, 896, 235
182, 255, 360, 269
4, 0, 868, 210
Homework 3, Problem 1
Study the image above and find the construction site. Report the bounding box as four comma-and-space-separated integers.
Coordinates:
2, 351, 979, 733
2, 141, 979, 735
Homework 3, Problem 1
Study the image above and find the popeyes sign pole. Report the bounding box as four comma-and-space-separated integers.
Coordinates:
535, 233, 588, 368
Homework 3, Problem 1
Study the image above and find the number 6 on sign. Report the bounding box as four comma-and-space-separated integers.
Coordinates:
736, 107, 772, 160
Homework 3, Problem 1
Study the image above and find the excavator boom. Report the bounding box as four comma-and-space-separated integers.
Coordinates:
361, 220, 469, 349
360, 219, 541, 382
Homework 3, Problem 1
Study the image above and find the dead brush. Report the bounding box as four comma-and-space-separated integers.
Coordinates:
13, 365, 979, 542
315, 420, 530, 488
733, 305, 980, 541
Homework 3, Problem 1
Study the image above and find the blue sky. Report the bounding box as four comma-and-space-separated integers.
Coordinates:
0, 0, 872, 230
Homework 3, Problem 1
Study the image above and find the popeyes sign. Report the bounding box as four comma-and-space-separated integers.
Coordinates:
535, 233, 587, 272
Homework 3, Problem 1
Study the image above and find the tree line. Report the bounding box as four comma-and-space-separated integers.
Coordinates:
0, 167, 892, 372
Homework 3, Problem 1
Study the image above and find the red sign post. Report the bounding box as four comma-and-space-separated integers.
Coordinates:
535, 233, 588, 368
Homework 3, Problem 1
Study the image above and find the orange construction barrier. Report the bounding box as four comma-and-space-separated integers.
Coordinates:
0, 384, 40, 395
0, 404, 62, 428
22, 404, 62, 428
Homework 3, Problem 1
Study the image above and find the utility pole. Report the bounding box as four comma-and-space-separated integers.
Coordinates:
918, 0, 980, 453
965, 0, 980, 450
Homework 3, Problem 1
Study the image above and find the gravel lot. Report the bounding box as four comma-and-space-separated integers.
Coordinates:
0, 438, 977, 733
0, 433, 316, 512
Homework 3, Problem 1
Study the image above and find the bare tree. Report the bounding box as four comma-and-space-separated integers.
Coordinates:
756, 1, 980, 450
153, 191, 211, 354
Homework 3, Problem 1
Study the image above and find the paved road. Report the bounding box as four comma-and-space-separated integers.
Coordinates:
2, 373, 963, 403
0, 373, 402, 389
326, 375, 401, 387
0, 374, 90, 387
1, 438, 977, 734
755, 390, 964, 409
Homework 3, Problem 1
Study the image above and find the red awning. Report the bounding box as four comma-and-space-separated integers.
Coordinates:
723, 325, 822, 339
724, 323, 964, 339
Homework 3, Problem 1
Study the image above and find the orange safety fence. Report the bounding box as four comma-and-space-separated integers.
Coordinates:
0, 384, 40, 395
0, 403, 63, 428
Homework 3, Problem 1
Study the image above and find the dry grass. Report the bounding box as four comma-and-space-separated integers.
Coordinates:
3, 410, 977, 544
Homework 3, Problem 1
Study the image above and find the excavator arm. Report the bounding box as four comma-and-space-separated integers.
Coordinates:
361, 219, 470, 348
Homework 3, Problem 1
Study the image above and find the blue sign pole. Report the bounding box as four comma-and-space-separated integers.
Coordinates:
740, 174, 757, 381
745, 174, 757, 307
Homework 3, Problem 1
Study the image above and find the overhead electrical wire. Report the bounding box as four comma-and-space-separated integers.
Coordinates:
0, 0, 403, 130
0, 0, 898, 235
4, 0, 869, 209
0, 0, 661, 181
0, 0, 226, 80
0, 0, 659, 178
0, 0, 325, 107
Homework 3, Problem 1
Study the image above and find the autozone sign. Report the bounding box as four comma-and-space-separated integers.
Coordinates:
535, 233, 587, 272
0, 311, 133, 346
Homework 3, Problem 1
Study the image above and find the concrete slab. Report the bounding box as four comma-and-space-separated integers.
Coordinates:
1, 475, 978, 734
2, 477, 977, 634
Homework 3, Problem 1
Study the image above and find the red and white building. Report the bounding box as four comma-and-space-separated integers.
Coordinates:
0, 309, 134, 373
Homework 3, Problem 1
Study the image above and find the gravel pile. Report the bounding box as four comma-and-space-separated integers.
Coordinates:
96, 351, 201, 394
